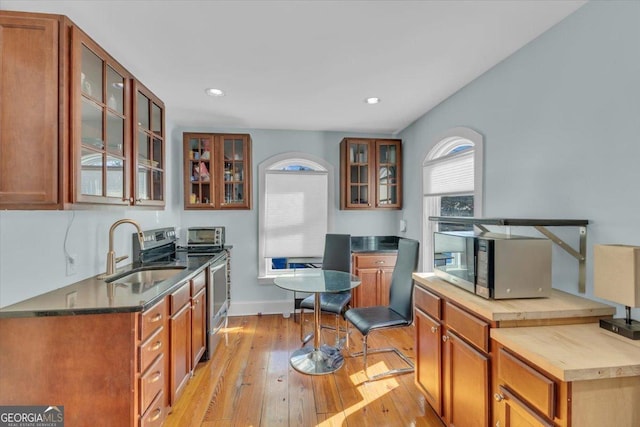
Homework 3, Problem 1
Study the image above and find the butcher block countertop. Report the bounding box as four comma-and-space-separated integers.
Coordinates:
491, 323, 640, 382
412, 273, 615, 324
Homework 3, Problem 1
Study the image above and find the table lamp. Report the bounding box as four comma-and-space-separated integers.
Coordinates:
593, 244, 640, 339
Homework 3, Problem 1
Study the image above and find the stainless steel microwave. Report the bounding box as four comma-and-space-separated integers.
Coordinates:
433, 231, 552, 299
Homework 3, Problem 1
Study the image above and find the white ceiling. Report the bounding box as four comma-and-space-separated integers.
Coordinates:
2, 0, 586, 134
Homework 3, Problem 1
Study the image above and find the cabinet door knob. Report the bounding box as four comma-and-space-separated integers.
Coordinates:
442, 335, 449, 342
430, 326, 438, 333
494, 392, 505, 402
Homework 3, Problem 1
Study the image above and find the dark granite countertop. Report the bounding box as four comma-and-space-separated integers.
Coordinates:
0, 250, 226, 318
351, 235, 400, 253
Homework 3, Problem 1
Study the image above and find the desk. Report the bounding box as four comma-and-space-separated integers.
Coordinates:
274, 269, 361, 375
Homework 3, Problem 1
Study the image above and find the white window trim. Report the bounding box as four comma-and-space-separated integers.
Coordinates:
422, 127, 484, 271
258, 152, 335, 283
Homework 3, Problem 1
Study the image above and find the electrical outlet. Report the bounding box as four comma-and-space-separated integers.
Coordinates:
66, 253, 77, 276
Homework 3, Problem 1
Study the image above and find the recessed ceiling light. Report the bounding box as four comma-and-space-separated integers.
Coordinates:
205, 88, 225, 97
365, 97, 380, 104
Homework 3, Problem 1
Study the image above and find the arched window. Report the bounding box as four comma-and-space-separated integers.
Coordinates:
422, 127, 484, 270
258, 152, 334, 279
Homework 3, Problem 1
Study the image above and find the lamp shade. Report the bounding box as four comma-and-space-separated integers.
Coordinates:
593, 244, 640, 307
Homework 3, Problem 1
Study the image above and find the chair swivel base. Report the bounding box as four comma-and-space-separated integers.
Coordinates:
290, 346, 344, 375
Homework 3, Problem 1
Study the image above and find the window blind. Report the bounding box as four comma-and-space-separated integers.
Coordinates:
264, 170, 328, 258
423, 149, 474, 196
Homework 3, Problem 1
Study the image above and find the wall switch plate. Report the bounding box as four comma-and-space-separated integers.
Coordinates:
66, 253, 77, 276
66, 291, 77, 308
400, 219, 407, 232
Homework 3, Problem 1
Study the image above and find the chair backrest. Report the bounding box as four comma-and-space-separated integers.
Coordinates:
388, 238, 420, 320
322, 234, 351, 273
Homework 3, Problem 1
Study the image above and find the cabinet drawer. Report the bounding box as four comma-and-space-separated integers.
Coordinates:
414, 286, 441, 320
140, 299, 166, 341
171, 282, 191, 313
140, 391, 165, 427
139, 354, 164, 415
498, 348, 556, 420
139, 327, 165, 373
444, 301, 489, 353
191, 269, 206, 294
354, 254, 397, 269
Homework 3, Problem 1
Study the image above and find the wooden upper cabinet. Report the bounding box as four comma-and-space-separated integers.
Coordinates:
0, 10, 165, 210
340, 138, 402, 209
133, 81, 165, 207
0, 12, 63, 209
183, 133, 252, 210
70, 26, 132, 206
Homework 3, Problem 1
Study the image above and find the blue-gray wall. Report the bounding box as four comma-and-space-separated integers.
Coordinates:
399, 0, 640, 316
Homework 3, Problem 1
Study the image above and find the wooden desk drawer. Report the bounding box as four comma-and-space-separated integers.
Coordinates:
140, 299, 166, 341
191, 269, 206, 294
415, 286, 441, 320
140, 391, 165, 427
139, 327, 165, 373
139, 354, 164, 415
444, 301, 489, 353
354, 254, 397, 269
498, 348, 556, 420
171, 282, 191, 313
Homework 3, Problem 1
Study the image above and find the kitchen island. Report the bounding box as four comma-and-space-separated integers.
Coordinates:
412, 273, 630, 427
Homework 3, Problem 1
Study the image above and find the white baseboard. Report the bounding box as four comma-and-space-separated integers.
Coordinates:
228, 299, 294, 317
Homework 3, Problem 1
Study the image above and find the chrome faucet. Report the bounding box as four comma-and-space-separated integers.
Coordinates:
104, 219, 145, 277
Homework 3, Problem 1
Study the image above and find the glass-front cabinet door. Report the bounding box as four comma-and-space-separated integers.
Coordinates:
220, 135, 250, 208
185, 134, 215, 208
183, 133, 252, 210
346, 140, 371, 208
72, 27, 131, 205
133, 81, 165, 207
340, 138, 402, 209
376, 140, 401, 208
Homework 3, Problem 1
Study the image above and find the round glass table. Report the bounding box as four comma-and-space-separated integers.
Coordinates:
274, 269, 361, 375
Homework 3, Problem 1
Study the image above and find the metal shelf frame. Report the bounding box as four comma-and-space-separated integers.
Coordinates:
429, 217, 589, 293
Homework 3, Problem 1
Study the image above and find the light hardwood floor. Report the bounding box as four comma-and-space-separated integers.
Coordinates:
164, 313, 444, 427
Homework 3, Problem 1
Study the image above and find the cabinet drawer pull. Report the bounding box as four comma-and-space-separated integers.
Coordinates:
149, 371, 162, 383
430, 326, 438, 334
442, 335, 449, 342
150, 313, 162, 323
150, 341, 162, 351
375, 260, 385, 265
148, 408, 162, 422
494, 392, 505, 402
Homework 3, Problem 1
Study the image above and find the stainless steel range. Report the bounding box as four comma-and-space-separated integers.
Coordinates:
133, 226, 230, 360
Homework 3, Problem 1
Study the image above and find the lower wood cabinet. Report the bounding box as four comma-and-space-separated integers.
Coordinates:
169, 269, 208, 407
444, 330, 490, 427
415, 307, 442, 415
352, 253, 396, 307
169, 282, 192, 406
0, 267, 210, 427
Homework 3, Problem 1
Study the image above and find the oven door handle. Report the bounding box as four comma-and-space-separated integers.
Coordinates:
210, 261, 226, 273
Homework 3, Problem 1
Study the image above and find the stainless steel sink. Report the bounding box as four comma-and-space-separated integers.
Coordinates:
107, 267, 186, 284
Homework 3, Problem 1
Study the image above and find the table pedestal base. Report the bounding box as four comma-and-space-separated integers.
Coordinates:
290, 346, 344, 375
